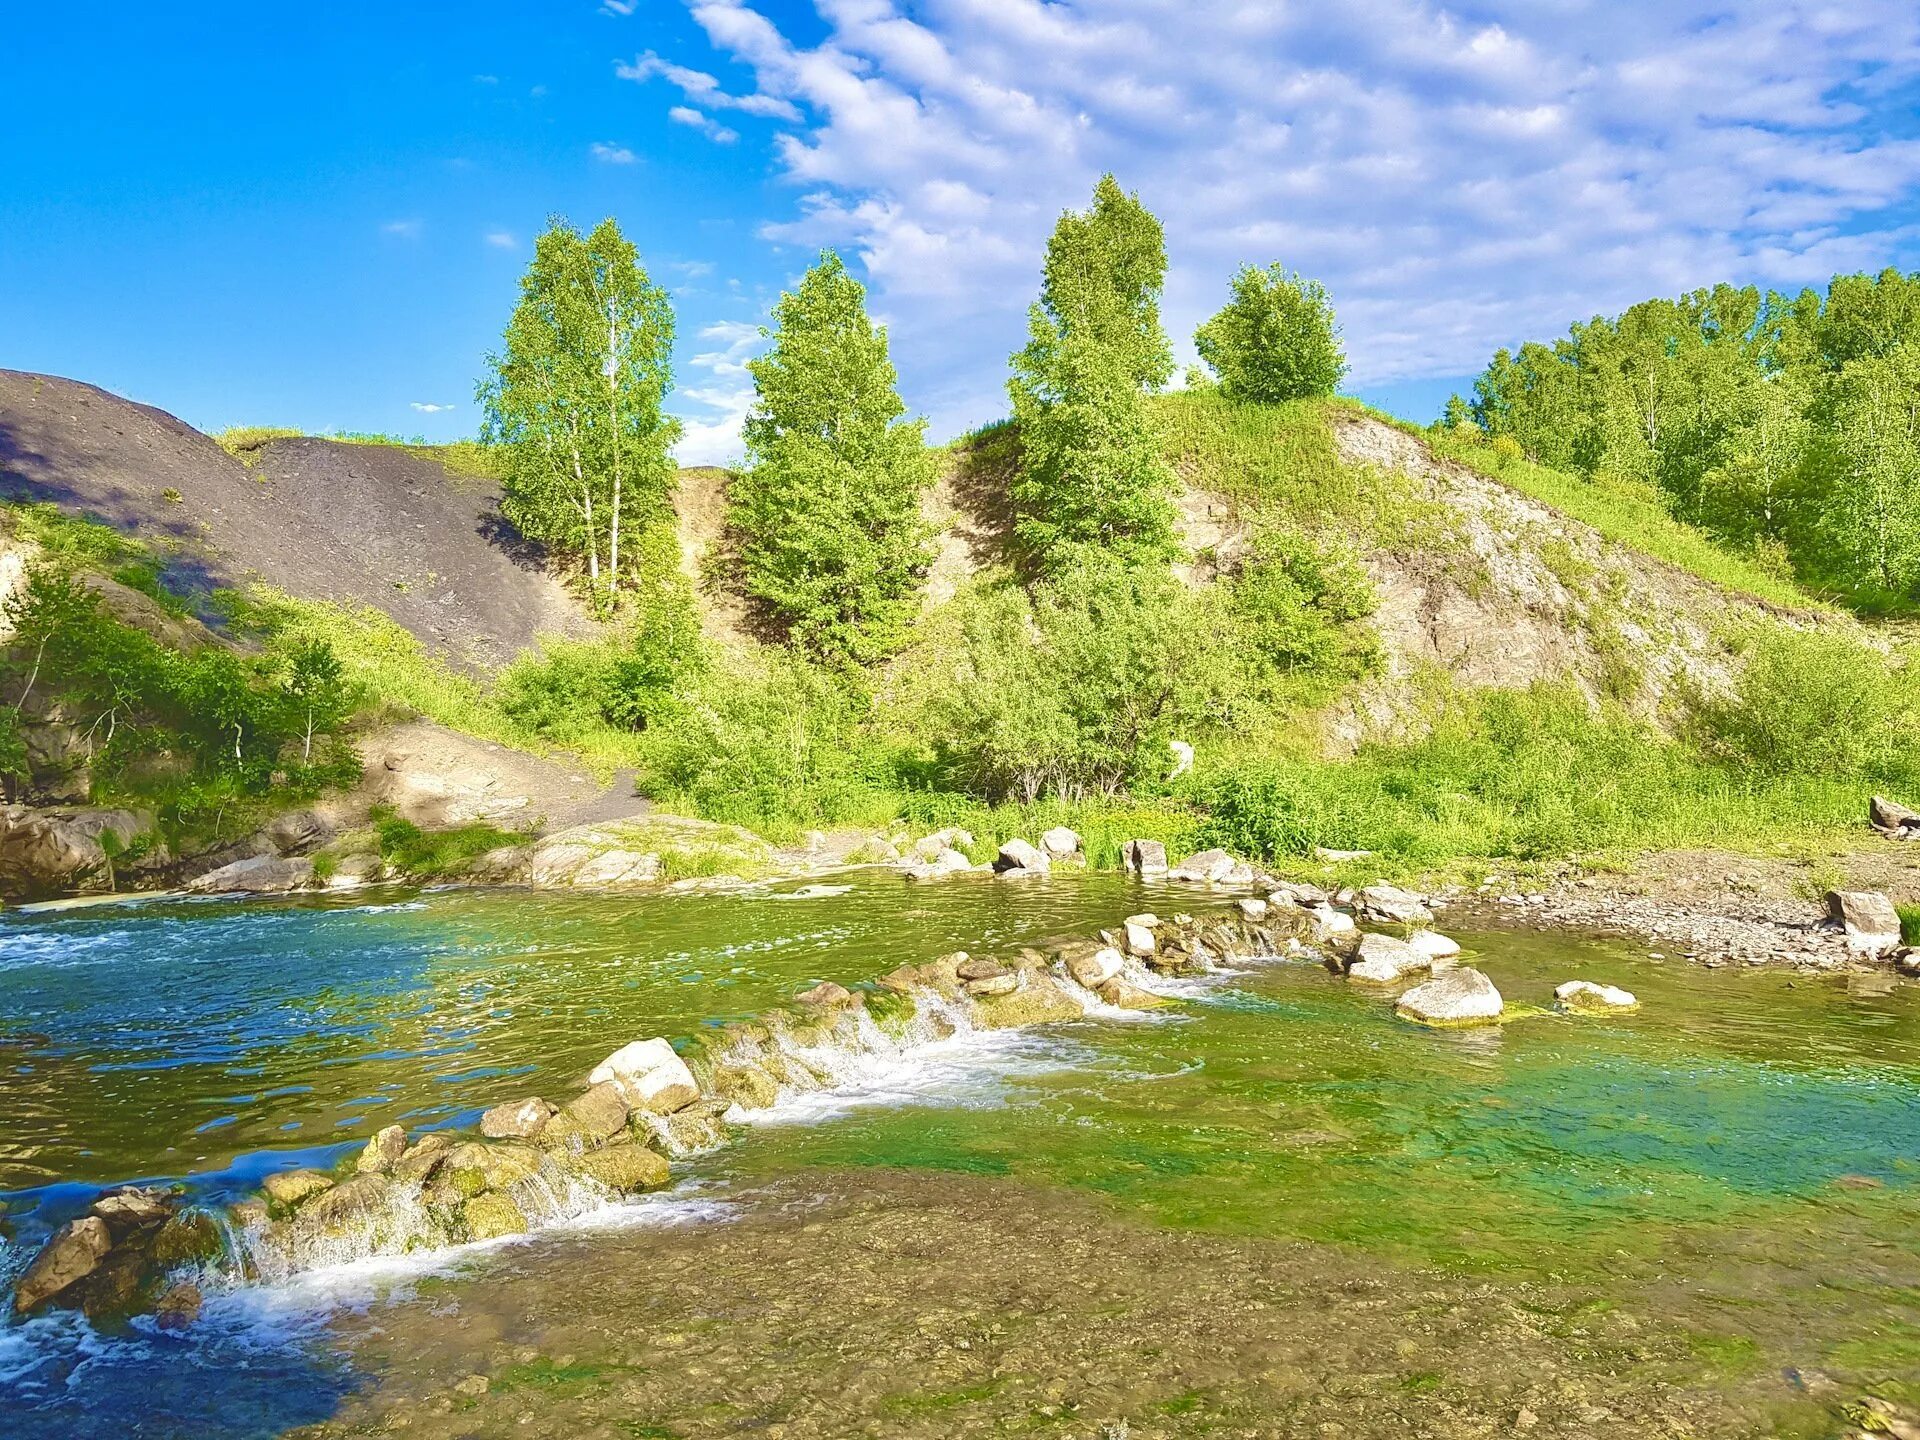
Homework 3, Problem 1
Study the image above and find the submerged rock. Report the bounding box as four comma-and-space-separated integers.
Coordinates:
1355, 884, 1434, 926
153, 1281, 203, 1331
1346, 932, 1428, 984
461, 1192, 528, 1241
1122, 839, 1168, 877
1828, 890, 1903, 957
590, 1039, 699, 1115
1396, 967, 1503, 1026
1555, 980, 1639, 1012
480, 1097, 557, 1141
12, 1215, 113, 1314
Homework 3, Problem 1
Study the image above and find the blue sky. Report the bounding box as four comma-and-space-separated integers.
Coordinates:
5, 2, 1919, 464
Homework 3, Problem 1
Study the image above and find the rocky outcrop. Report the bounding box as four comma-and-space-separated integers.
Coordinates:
0, 805, 160, 900
1396, 967, 1504, 1026
184, 854, 316, 895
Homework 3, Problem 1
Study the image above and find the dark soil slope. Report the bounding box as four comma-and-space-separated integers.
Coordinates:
0, 370, 592, 669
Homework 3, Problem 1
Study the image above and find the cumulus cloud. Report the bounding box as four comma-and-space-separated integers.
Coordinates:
410, 402, 457, 414
668, 106, 740, 144
655, 0, 1920, 435
590, 140, 639, 164
671, 317, 765, 465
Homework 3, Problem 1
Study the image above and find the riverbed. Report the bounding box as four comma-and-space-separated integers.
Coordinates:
3, 874, 1918, 1437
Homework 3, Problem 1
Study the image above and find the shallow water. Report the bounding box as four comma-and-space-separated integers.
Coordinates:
3, 874, 1919, 1437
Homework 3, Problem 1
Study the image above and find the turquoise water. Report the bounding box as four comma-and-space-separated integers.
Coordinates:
3, 876, 1919, 1436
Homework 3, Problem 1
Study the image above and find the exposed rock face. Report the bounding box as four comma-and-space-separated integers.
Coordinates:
1346, 932, 1429, 984
0, 805, 157, 900
12, 1216, 113, 1314
1555, 980, 1639, 1011
1396, 967, 1503, 1026
1828, 890, 1903, 956
1041, 826, 1082, 858
994, 838, 1050, 876
589, 1039, 700, 1115
185, 854, 316, 895
480, 1097, 556, 1140
1355, 885, 1435, 926
1871, 795, 1920, 840
1123, 839, 1169, 877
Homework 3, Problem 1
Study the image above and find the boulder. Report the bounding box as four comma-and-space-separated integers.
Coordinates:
1309, 904, 1357, 942
1828, 890, 1904, 957
12, 1216, 114, 1314
993, 838, 1050, 876
1555, 980, 1639, 1012
589, 1039, 700, 1115
1040, 826, 1082, 858
1355, 885, 1434, 926
461, 1192, 528, 1241
89, 1188, 172, 1236
0, 805, 156, 900
1099, 977, 1170, 1010
154, 1281, 203, 1331
392, 1132, 456, 1179
903, 847, 975, 881
261, 1169, 335, 1210
1167, 739, 1194, 778
1872, 795, 1920, 840
558, 1082, 634, 1143
1168, 849, 1253, 885
433, 1142, 543, 1195
355, 1124, 408, 1175
570, 1142, 671, 1194
642, 1097, 734, 1154
1267, 880, 1330, 907
1346, 932, 1429, 984
913, 827, 975, 859
795, 980, 857, 1009
479, 1097, 557, 1141
1065, 945, 1125, 989
299, 1173, 392, 1227
965, 971, 1020, 997
1122, 839, 1169, 877
1237, 897, 1269, 920
1123, 915, 1158, 958
1396, 967, 1503, 1026
185, 854, 315, 895
1405, 930, 1462, 962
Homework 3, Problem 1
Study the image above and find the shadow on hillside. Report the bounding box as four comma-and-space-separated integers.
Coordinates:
475, 507, 553, 573
945, 422, 1022, 570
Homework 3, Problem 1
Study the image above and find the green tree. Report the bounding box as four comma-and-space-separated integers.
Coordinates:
478, 216, 680, 612
1008, 175, 1176, 571
1194, 264, 1347, 402
278, 638, 352, 764
1811, 343, 1920, 597
730, 251, 935, 665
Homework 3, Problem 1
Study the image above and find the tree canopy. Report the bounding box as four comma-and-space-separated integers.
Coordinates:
1195, 264, 1347, 403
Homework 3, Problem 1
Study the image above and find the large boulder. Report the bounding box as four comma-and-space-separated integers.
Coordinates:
1828, 890, 1904, 957
1122, 915, 1158, 958
912, 827, 975, 859
993, 838, 1050, 876
261, 1169, 335, 1210
1346, 932, 1429, 984
1040, 826, 1081, 858
12, 1216, 113, 1314
589, 1039, 700, 1115
1167, 849, 1251, 884
1871, 795, 1920, 840
1355, 885, 1434, 926
1122, 839, 1168, 877
185, 854, 316, 895
1396, 967, 1503, 1026
479, 1096, 556, 1140
0, 805, 157, 900
1555, 980, 1639, 1012
1063, 945, 1125, 989
903, 846, 975, 881
1405, 930, 1462, 963
570, 1142, 671, 1194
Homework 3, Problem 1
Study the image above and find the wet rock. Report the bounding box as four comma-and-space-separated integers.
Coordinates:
1397, 967, 1504, 1026
154, 1281, 203, 1331
461, 1192, 528, 1241
1828, 890, 1903, 957
1099, 977, 1171, 1010
429, 1144, 543, 1202
1871, 794, 1920, 840
1406, 930, 1462, 963
970, 979, 1084, 1028
356, 1124, 408, 1174
1122, 839, 1168, 877
1899, 948, 1920, 978
453, 1374, 491, 1398
301, 1173, 392, 1227
707, 1060, 781, 1111
480, 1097, 557, 1141
1555, 980, 1639, 1012
965, 971, 1020, 997
1168, 848, 1249, 884
795, 980, 857, 1009
1041, 826, 1081, 858
393, 1132, 456, 1179
1346, 932, 1429, 984
1064, 945, 1125, 989
12, 1215, 113, 1314
993, 838, 1050, 876
1123, 915, 1158, 958
570, 1142, 670, 1194
261, 1169, 335, 1211
1237, 897, 1269, 920
185, 854, 315, 895
956, 956, 1008, 982
557, 1082, 633, 1144
641, 1097, 734, 1155
90, 1187, 172, 1236
1267, 880, 1330, 907
148, 1210, 224, 1269
589, 1039, 699, 1115
1310, 904, 1357, 943
1355, 884, 1434, 926
903, 847, 974, 881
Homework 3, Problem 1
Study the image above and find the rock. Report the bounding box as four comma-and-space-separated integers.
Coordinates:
557, 1082, 633, 1144
1237, 897, 1269, 920
1040, 826, 1081, 858
954, 957, 1005, 982
1899, 948, 1920, 978
642, 1097, 734, 1154
795, 980, 857, 1008
1123, 915, 1158, 957
913, 827, 975, 859
453, 1375, 491, 1399
570, 1142, 671, 1193
801, 828, 828, 853
1168, 848, 1251, 884
1267, 880, 1330, 907
1405, 930, 1462, 963
1355, 884, 1434, 926
993, 838, 1050, 876
903, 847, 974, 881
392, 1132, 456, 1180
432, 1143, 543, 1198
154, 1281, 203, 1331
12, 1216, 113, 1314
1064, 945, 1125, 989
1099, 977, 1170, 1010
356, 1124, 408, 1174
1556, 980, 1639, 1011
300, 1174, 392, 1227
1872, 794, 1920, 839
185, 854, 316, 895
261, 1169, 335, 1210
0, 805, 156, 900
1309, 904, 1356, 941
1313, 847, 1374, 862
89, 1188, 172, 1236
969, 979, 1085, 1027
1122, 839, 1168, 877
1167, 738, 1194, 778
1396, 967, 1504, 1026
965, 972, 1020, 997
262, 809, 332, 854
1346, 932, 1429, 984
589, 1039, 700, 1115
708, 1060, 781, 1111
480, 1097, 557, 1141
1828, 890, 1904, 956
461, 1192, 528, 1240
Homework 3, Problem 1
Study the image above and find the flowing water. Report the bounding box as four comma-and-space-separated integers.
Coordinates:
2, 874, 1918, 1437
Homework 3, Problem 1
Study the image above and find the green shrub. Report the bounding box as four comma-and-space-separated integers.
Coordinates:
370, 806, 527, 876
1194, 264, 1347, 402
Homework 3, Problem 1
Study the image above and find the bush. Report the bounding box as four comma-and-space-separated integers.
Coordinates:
1195, 264, 1347, 403
1226, 526, 1378, 696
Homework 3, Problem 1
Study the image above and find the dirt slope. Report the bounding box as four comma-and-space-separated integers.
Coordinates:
0, 370, 592, 670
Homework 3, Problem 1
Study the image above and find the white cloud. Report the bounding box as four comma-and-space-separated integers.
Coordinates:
484, 230, 518, 249
668, 106, 740, 144
671, 317, 766, 465
410, 402, 457, 414
601, 0, 638, 14
658, 0, 1920, 434
590, 140, 639, 164
380, 219, 422, 239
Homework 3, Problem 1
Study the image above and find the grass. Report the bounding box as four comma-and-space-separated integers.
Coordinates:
1900, 903, 1920, 947
211, 426, 502, 481
369, 806, 530, 877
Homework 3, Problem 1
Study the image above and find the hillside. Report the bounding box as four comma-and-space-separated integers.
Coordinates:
0, 369, 593, 670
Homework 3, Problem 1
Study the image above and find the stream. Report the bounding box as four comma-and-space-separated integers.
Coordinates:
2, 873, 1918, 1436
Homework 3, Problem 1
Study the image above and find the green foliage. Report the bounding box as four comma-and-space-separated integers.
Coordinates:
1225, 525, 1378, 697
213, 426, 303, 465
1899, 903, 1920, 948
731, 251, 935, 665
369, 805, 527, 877
1195, 264, 1347, 403
478, 216, 681, 612
1008, 175, 1177, 571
